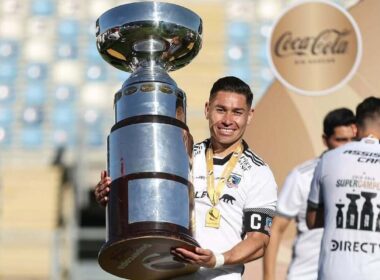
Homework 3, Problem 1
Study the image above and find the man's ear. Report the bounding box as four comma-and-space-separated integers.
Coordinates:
247, 108, 254, 125
204, 102, 210, 120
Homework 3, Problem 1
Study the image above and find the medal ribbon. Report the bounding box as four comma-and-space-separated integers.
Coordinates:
206, 142, 243, 207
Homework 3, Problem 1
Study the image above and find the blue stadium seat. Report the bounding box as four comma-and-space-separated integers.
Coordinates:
31, 0, 55, 16
25, 83, 46, 105
22, 106, 43, 125
86, 127, 104, 147
0, 40, 19, 61
26, 63, 48, 82
0, 107, 13, 124
53, 105, 75, 126
21, 126, 43, 148
54, 85, 76, 103
0, 61, 17, 82
58, 19, 79, 42
56, 42, 78, 59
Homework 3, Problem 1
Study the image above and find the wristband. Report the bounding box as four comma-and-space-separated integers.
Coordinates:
213, 252, 225, 268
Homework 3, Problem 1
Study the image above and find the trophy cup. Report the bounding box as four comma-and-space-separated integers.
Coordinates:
95, 2, 202, 279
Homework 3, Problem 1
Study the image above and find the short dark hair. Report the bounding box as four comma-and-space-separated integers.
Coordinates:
210, 76, 253, 107
323, 108, 356, 137
356, 96, 380, 128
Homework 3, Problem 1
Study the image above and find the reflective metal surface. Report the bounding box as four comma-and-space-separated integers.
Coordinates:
97, 2, 201, 278
96, 2, 202, 72
109, 123, 190, 181
114, 82, 186, 122
128, 178, 189, 228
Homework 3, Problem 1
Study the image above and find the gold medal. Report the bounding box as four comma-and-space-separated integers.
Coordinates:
205, 207, 221, 228
204, 142, 243, 228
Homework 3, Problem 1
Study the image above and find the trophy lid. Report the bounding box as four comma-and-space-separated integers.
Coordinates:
96, 2, 203, 73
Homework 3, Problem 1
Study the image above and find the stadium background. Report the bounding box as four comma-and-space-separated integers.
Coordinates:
0, 0, 375, 279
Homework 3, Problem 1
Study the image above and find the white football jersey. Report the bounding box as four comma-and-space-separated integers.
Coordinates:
308, 137, 380, 280
277, 158, 323, 280
175, 139, 277, 280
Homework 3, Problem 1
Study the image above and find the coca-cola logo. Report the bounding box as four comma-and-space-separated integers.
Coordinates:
268, 1, 362, 96
274, 29, 350, 57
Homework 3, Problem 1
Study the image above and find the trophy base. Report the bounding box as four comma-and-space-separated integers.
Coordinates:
98, 235, 199, 280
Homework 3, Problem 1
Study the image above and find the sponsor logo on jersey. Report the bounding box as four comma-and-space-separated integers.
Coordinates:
344, 149, 380, 164
331, 239, 380, 254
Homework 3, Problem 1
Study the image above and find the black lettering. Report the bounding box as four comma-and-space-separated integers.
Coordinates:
344, 241, 352, 251
274, 29, 349, 57
274, 32, 292, 57
331, 239, 339, 251
194, 191, 208, 199
353, 242, 359, 252
330, 239, 380, 254
361, 242, 368, 253
358, 157, 367, 163
370, 243, 377, 253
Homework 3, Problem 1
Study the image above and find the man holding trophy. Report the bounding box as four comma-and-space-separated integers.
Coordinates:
94, 2, 277, 279
96, 76, 277, 279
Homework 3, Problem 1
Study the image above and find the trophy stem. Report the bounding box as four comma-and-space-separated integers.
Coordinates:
124, 63, 177, 87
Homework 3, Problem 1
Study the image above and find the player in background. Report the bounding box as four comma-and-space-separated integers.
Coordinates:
263, 108, 356, 280
307, 97, 380, 280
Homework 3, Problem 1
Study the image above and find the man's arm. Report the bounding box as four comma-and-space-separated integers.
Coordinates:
306, 204, 324, 229
307, 158, 325, 229
263, 216, 291, 280
173, 231, 270, 268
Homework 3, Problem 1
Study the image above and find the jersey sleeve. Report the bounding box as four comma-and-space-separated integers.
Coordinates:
307, 158, 324, 209
276, 169, 304, 218
243, 166, 278, 235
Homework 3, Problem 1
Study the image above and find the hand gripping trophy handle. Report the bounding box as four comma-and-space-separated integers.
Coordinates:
95, 2, 202, 279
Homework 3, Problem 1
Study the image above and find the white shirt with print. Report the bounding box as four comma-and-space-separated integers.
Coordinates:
175, 139, 277, 280
308, 137, 380, 280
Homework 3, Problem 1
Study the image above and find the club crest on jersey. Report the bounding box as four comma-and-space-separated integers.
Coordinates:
227, 173, 242, 188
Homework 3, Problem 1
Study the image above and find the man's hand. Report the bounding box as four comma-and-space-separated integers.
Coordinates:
172, 247, 217, 268
94, 170, 111, 207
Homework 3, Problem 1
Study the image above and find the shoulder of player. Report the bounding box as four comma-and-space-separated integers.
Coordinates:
293, 157, 319, 175
321, 141, 358, 161
241, 141, 268, 167
241, 148, 268, 168
193, 139, 209, 155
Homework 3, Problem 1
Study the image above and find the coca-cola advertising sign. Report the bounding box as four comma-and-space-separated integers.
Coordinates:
268, 1, 362, 96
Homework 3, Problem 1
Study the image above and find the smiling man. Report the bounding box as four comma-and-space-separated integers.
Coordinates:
171, 76, 277, 279
95, 76, 278, 279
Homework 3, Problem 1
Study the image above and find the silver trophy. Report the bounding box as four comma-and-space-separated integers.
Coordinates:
95, 2, 202, 279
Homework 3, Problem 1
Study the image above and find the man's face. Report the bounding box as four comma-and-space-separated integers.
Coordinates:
205, 91, 254, 147
324, 124, 357, 149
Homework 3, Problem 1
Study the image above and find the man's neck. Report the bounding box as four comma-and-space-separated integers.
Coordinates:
358, 128, 380, 140
210, 139, 242, 158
